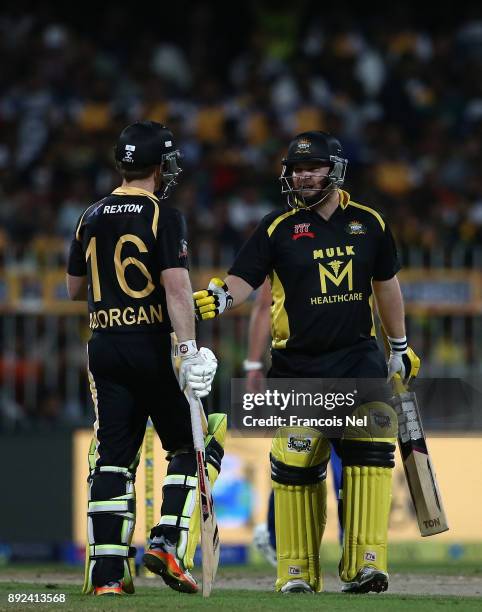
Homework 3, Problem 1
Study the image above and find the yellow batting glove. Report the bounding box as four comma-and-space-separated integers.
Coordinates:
387, 336, 421, 386
193, 277, 233, 321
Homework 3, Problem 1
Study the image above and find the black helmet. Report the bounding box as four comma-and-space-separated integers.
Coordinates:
115, 121, 182, 199
280, 131, 348, 209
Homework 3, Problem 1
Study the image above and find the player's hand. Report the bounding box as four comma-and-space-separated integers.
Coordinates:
175, 341, 218, 398
246, 370, 265, 394
193, 277, 233, 320
387, 337, 420, 385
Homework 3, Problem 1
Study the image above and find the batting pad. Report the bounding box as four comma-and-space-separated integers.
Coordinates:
340, 465, 393, 581
271, 427, 330, 592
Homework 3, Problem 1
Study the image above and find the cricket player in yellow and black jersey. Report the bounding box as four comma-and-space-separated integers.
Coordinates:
194, 131, 420, 594
67, 121, 225, 596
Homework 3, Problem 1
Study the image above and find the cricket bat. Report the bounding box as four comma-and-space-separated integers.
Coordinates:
390, 373, 449, 536
185, 388, 220, 597
379, 325, 449, 536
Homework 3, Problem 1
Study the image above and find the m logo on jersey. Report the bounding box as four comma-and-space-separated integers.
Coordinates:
292, 223, 314, 240
318, 259, 353, 293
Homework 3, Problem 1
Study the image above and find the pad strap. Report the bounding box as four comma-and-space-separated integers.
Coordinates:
270, 454, 327, 486
163, 475, 197, 489
342, 440, 396, 468
88, 544, 136, 559
88, 466, 136, 481
159, 515, 191, 530
88, 497, 135, 517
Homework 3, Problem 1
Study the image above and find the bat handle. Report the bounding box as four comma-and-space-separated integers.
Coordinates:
391, 373, 407, 395
185, 388, 206, 452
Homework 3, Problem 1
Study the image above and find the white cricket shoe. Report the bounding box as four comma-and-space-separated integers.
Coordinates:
253, 523, 277, 567
341, 566, 388, 593
280, 579, 314, 594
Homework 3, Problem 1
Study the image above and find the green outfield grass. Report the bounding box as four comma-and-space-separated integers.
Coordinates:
0, 583, 481, 612
0, 548, 481, 611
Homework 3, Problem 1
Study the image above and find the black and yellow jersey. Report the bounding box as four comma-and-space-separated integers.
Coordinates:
228, 190, 400, 353
67, 186, 189, 333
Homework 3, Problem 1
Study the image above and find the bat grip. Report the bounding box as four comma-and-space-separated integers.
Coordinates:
391, 372, 408, 394
185, 388, 206, 452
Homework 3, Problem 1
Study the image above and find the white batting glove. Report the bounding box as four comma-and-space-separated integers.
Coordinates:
387, 336, 421, 385
175, 341, 218, 398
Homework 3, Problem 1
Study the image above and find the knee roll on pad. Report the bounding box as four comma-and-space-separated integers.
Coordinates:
270, 427, 330, 592
339, 403, 397, 583
82, 438, 140, 594
344, 401, 398, 441
154, 413, 227, 571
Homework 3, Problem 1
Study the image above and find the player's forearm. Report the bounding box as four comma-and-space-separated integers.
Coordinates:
163, 268, 196, 342
166, 290, 196, 342
372, 276, 405, 338
247, 301, 271, 361
224, 275, 254, 307
66, 274, 88, 301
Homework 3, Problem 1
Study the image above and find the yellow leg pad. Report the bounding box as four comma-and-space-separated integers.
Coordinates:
273, 479, 327, 592
271, 427, 330, 592
183, 413, 227, 570
340, 465, 393, 581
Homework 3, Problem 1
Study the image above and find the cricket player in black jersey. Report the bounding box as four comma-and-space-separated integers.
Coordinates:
194, 131, 420, 594
67, 121, 226, 597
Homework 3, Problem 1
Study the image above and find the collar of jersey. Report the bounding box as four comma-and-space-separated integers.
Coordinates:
339, 189, 350, 209
112, 186, 159, 200
296, 189, 350, 212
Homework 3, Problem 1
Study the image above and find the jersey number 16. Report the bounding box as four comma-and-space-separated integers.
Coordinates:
86, 234, 155, 302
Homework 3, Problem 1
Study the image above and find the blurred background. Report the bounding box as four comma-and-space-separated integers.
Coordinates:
0, 2, 481, 569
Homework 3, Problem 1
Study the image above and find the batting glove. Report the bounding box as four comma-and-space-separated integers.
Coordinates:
175, 340, 218, 398
193, 277, 233, 321
387, 336, 421, 385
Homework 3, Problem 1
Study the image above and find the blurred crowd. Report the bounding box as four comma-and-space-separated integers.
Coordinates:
1, 3, 482, 268
1, 4, 482, 428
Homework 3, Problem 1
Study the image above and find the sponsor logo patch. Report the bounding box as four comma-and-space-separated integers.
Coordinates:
122, 144, 136, 164
179, 238, 188, 258
345, 220, 367, 235
292, 223, 315, 240
288, 566, 301, 575
372, 412, 392, 429
287, 436, 312, 453
364, 551, 376, 562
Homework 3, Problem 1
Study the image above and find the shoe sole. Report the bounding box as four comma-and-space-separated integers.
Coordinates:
143, 551, 198, 594
343, 572, 388, 594
93, 588, 124, 596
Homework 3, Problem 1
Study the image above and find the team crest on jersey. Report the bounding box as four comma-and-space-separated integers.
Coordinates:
295, 137, 311, 154
292, 223, 315, 240
345, 220, 367, 235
